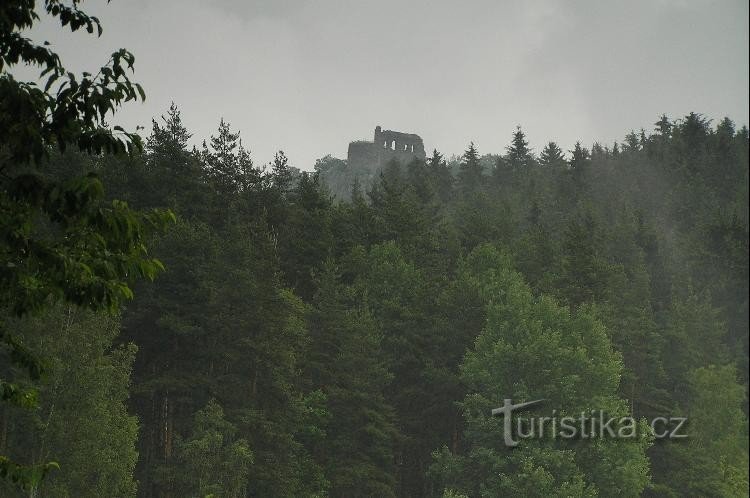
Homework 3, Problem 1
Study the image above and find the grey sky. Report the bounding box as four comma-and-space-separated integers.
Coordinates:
22, 0, 750, 170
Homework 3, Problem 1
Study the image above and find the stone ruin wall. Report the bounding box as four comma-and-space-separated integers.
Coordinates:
347, 125, 426, 172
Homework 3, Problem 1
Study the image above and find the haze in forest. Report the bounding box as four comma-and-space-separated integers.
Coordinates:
3, 1, 750, 496
22, 0, 749, 168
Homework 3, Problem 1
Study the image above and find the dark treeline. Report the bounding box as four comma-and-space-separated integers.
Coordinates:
2, 105, 748, 497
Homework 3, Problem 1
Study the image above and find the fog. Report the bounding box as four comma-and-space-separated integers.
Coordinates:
22, 0, 749, 168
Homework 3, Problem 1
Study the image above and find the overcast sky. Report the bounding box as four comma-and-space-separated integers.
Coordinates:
20, 0, 750, 170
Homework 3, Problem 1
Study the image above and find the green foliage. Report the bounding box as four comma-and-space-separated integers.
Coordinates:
1, 307, 138, 497
199, 118, 248, 199
429, 245, 651, 497
1, 1, 145, 163
5, 17, 749, 494
506, 126, 534, 170
1, 171, 173, 316
659, 365, 749, 497
457, 142, 484, 193
555, 206, 611, 307
0, 458, 59, 495
539, 142, 566, 168
306, 262, 398, 497
175, 399, 254, 498
1, 0, 172, 490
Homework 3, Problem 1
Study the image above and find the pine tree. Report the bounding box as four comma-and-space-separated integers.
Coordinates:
147, 102, 192, 166
306, 263, 398, 498
277, 172, 334, 300
368, 161, 437, 258
140, 103, 209, 218
654, 115, 672, 138
271, 150, 295, 195
201, 118, 242, 196
204, 222, 325, 498
456, 142, 483, 194
355, 242, 444, 497
236, 140, 261, 194
623, 131, 640, 152
122, 220, 220, 496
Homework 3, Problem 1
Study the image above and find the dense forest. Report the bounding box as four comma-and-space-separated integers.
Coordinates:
2, 102, 748, 497
1, 2, 748, 497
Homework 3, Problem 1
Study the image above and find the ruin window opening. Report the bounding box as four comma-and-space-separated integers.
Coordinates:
391, 140, 396, 150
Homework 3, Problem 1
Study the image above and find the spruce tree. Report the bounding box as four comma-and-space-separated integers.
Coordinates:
457, 142, 484, 194
506, 126, 534, 169
539, 141, 566, 168
426, 148, 454, 202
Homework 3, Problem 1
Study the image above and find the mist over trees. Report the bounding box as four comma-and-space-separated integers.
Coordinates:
4, 102, 748, 497
2, 2, 748, 497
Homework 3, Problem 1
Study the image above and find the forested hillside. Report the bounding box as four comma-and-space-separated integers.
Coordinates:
2, 100, 747, 497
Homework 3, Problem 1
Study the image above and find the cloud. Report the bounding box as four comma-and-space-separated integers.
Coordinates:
14, 0, 749, 169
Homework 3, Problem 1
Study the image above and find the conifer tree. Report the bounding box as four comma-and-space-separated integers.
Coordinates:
569, 141, 590, 171
426, 148, 454, 201
174, 400, 253, 498
306, 263, 399, 497
457, 142, 484, 193
539, 141, 566, 168
555, 207, 611, 307
506, 126, 534, 169
147, 102, 192, 167
277, 172, 334, 300
201, 118, 242, 196
271, 150, 295, 195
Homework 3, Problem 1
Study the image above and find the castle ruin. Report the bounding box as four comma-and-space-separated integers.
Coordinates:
347, 126, 426, 172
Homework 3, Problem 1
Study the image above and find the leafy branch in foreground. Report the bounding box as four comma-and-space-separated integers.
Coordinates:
1, 0, 172, 490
